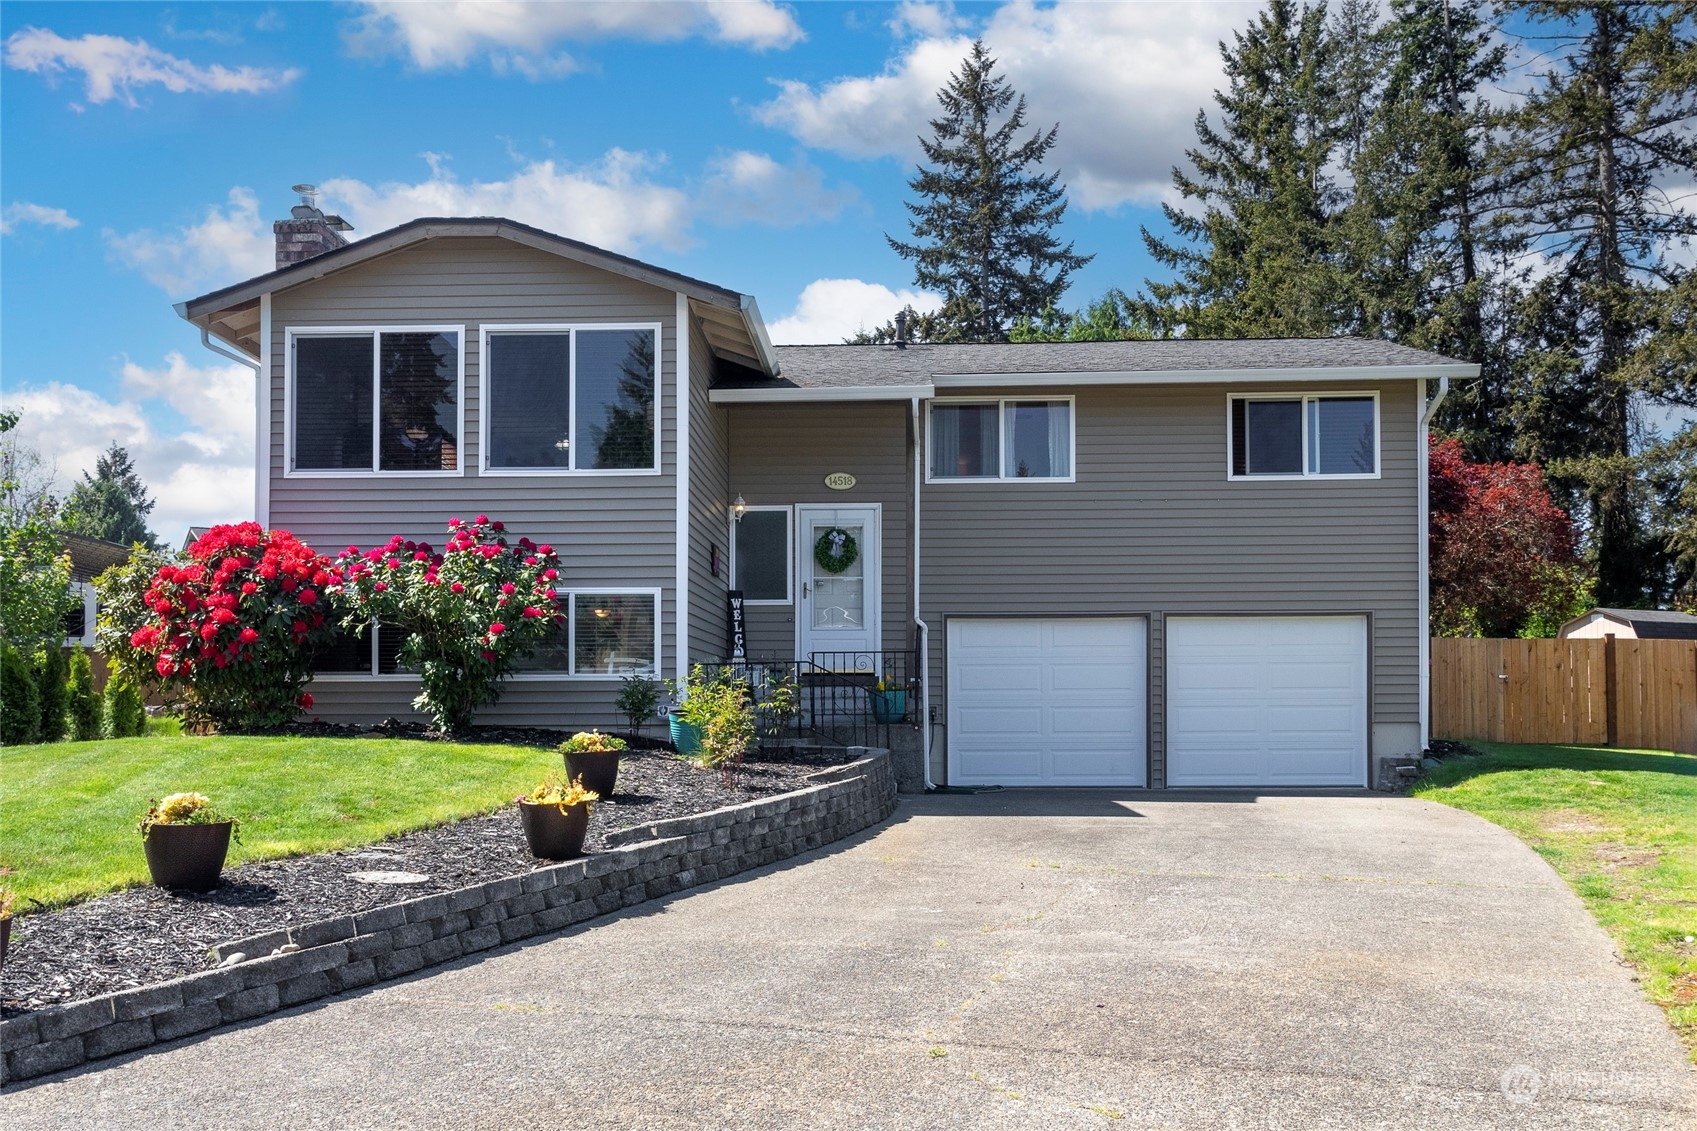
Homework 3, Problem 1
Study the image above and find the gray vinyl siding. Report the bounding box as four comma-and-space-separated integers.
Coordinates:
726, 403, 913, 660
921, 381, 1421, 787
268, 237, 679, 727
687, 314, 732, 667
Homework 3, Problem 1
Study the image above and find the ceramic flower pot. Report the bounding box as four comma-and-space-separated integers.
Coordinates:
143, 821, 233, 893
562, 750, 621, 797
869, 688, 908, 724
668, 713, 703, 757
518, 801, 590, 861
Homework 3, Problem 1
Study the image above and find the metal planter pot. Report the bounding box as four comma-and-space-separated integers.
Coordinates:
518, 801, 591, 861
869, 689, 908, 724
562, 750, 621, 798
668, 714, 703, 757
143, 821, 233, 893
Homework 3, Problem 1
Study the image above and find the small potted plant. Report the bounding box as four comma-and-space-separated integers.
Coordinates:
868, 676, 908, 724
0, 883, 14, 975
558, 730, 628, 797
139, 792, 240, 893
517, 773, 599, 861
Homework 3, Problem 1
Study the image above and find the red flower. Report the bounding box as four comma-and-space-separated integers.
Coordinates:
542, 569, 557, 581
475, 514, 489, 525
241, 581, 259, 596
500, 582, 515, 595
522, 606, 542, 618
299, 588, 318, 605
298, 693, 314, 710
480, 650, 497, 662
450, 582, 464, 594
373, 581, 388, 592
488, 622, 506, 635
239, 627, 260, 644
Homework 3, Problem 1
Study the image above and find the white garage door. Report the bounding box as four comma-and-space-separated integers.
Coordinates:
1167, 616, 1368, 787
947, 618, 1147, 786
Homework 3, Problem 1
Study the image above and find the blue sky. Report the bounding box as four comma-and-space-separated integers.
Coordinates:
3, 1, 1271, 539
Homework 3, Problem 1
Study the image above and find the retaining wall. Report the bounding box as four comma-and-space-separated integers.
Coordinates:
1, 751, 897, 1085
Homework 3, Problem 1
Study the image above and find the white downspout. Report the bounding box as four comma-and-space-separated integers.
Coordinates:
912, 395, 934, 790
1417, 376, 1449, 753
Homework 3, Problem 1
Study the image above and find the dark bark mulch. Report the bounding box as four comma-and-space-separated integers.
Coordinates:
1427, 738, 1490, 761
1, 748, 852, 1015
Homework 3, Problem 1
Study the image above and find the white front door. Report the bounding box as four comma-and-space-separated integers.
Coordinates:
797, 505, 880, 664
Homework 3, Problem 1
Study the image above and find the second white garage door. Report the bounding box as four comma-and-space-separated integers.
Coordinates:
947, 618, 1147, 786
1166, 616, 1368, 787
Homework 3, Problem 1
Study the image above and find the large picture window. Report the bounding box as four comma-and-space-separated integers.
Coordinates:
1229, 394, 1379, 478
513, 589, 660, 678
290, 328, 462, 474
732, 507, 791, 603
482, 325, 659, 473
928, 398, 1073, 481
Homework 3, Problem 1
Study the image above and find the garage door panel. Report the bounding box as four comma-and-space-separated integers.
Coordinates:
1168, 616, 1367, 788
948, 618, 1147, 786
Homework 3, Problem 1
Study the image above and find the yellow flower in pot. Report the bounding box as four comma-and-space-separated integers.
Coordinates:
516, 772, 600, 861
557, 730, 629, 797
139, 792, 241, 893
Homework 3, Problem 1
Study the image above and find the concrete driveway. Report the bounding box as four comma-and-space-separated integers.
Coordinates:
5, 790, 1695, 1129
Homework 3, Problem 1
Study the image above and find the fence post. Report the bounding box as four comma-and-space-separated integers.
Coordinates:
1603, 634, 1618, 748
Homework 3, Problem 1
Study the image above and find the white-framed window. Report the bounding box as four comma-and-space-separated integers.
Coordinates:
62, 582, 96, 648
309, 622, 413, 679
285, 326, 465, 476
512, 588, 661, 679
479, 323, 662, 475
927, 397, 1076, 482
1227, 392, 1380, 479
730, 506, 792, 605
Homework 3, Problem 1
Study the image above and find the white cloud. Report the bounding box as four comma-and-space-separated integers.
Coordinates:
768, 278, 941, 344
1, 201, 79, 235
320, 151, 696, 254
2, 26, 300, 108
2, 355, 256, 541
889, 1, 965, 39
345, 1, 802, 75
755, 0, 1259, 209
104, 187, 273, 296
700, 150, 857, 227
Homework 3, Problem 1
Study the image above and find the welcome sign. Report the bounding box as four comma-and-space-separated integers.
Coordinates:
727, 590, 746, 660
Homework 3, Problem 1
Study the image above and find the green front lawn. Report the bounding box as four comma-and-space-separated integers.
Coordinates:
1, 735, 562, 910
1414, 741, 1697, 1060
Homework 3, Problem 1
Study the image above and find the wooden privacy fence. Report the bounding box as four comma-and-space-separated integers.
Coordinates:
1431, 636, 1697, 754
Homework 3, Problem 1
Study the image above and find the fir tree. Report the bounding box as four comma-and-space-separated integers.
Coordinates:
1497, 2, 1697, 605
1138, 0, 1349, 337
36, 645, 68, 743
887, 40, 1092, 342
60, 444, 159, 549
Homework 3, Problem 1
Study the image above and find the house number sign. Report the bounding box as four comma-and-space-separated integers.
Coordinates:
824, 472, 857, 491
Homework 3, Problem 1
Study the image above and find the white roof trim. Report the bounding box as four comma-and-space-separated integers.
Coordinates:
931, 363, 1480, 387
709, 383, 935, 404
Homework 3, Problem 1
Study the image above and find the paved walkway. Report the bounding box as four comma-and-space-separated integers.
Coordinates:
5, 790, 1695, 1129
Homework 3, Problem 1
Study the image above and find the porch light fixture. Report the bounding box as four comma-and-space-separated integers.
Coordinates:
730, 494, 747, 523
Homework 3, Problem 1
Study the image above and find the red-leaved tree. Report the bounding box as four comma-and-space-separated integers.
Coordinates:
127, 523, 342, 729
1429, 437, 1594, 637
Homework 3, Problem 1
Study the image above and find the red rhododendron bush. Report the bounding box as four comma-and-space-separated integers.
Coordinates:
330, 516, 563, 734
126, 523, 341, 729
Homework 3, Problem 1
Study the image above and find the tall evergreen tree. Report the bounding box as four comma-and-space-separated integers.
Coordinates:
1497, 2, 1697, 605
887, 40, 1092, 343
60, 444, 159, 549
1138, 0, 1348, 337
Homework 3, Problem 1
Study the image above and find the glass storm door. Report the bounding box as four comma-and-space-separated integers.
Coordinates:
796, 505, 880, 665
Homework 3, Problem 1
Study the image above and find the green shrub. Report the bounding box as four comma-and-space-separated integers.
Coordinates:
103, 675, 147, 738
92, 546, 172, 696
670, 665, 756, 770
615, 673, 663, 733
1, 643, 41, 745
36, 646, 68, 743
67, 646, 102, 741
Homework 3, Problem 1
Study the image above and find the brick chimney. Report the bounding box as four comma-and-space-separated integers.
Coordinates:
274, 184, 352, 270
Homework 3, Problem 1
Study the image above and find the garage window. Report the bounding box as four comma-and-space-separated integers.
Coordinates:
1229, 394, 1378, 478
929, 398, 1074, 481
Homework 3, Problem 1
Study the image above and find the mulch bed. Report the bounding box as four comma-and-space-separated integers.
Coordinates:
2, 739, 853, 1016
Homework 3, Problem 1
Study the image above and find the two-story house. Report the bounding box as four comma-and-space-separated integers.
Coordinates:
177, 205, 1477, 791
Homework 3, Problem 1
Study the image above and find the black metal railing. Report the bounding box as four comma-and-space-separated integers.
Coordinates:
720, 647, 918, 753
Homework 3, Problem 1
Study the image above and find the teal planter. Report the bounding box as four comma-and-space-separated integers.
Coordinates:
869, 688, 907, 724
668, 713, 703, 756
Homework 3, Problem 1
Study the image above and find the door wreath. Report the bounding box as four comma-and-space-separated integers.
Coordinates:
813, 527, 859, 574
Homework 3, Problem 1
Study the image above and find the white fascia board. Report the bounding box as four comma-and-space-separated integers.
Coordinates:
708, 383, 935, 404
931, 363, 1480, 388
738, 294, 781, 377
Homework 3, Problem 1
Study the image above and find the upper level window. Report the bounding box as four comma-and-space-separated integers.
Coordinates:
482, 325, 659, 473
929, 398, 1074, 482
1229, 394, 1378, 478
291, 329, 462, 474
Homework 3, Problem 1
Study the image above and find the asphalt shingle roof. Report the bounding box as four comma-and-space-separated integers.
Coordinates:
748, 337, 1470, 389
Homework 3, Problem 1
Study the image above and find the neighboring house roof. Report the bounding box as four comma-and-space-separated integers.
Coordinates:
61, 532, 132, 583
712, 338, 1480, 402
175, 217, 778, 376
182, 526, 211, 552
1560, 607, 1697, 640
